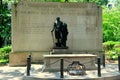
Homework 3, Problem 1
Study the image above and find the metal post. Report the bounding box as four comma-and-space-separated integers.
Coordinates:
97, 57, 101, 77
102, 54, 105, 67
29, 54, 31, 70
118, 55, 120, 72
27, 56, 30, 76
60, 58, 64, 78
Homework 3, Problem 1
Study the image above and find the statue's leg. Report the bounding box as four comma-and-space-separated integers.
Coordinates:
61, 38, 66, 47
58, 38, 61, 47
55, 31, 61, 47
55, 38, 61, 47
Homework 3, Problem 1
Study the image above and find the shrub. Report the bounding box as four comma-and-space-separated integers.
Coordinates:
114, 43, 120, 54
114, 44, 120, 48
0, 46, 11, 64
103, 41, 120, 60
105, 51, 114, 60
103, 41, 118, 51
115, 48, 120, 54
105, 50, 118, 60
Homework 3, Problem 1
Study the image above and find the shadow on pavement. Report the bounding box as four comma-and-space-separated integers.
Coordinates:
0, 66, 26, 80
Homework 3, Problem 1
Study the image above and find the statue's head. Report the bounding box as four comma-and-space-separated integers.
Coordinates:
56, 17, 60, 21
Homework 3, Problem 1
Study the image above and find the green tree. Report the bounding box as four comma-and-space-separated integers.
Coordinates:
103, 8, 120, 42
0, 0, 12, 47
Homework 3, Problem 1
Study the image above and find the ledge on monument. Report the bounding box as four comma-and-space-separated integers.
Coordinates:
44, 54, 97, 58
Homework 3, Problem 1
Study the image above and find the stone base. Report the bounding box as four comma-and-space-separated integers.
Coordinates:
53, 46, 68, 49
43, 54, 97, 71
50, 49, 72, 54
9, 51, 48, 66
9, 52, 28, 66
9, 51, 104, 66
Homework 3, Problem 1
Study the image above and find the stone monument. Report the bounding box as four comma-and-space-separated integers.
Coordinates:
9, 1, 103, 67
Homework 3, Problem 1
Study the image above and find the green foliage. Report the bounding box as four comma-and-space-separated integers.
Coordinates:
103, 41, 120, 51
115, 48, 120, 53
0, 46, 11, 64
0, 0, 11, 47
105, 51, 117, 60
102, 6, 120, 61
103, 41, 120, 60
0, 46, 11, 53
114, 43, 120, 48
116, 0, 120, 10
103, 8, 120, 42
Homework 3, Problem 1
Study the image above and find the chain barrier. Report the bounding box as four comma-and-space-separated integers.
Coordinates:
41, 59, 60, 72
41, 58, 97, 72
64, 58, 96, 65
41, 65, 46, 72
46, 59, 60, 66
64, 59, 72, 63
82, 59, 96, 65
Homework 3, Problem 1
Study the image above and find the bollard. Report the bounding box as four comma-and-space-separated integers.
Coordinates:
27, 57, 30, 76
28, 54, 31, 70
118, 55, 120, 72
97, 57, 101, 77
102, 54, 105, 67
60, 58, 64, 78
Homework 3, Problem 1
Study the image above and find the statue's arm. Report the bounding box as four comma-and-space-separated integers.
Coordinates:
51, 23, 56, 32
66, 26, 69, 34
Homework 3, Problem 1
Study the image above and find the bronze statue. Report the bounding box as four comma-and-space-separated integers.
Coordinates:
61, 23, 68, 47
51, 17, 68, 48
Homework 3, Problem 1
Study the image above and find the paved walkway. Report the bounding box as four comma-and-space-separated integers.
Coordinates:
0, 63, 120, 80
24, 64, 120, 80
0, 66, 26, 80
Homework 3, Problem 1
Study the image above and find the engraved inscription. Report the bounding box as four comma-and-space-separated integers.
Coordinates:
22, 23, 48, 34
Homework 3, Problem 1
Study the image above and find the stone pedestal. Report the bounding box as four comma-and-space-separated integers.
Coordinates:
43, 54, 97, 71
50, 48, 72, 54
